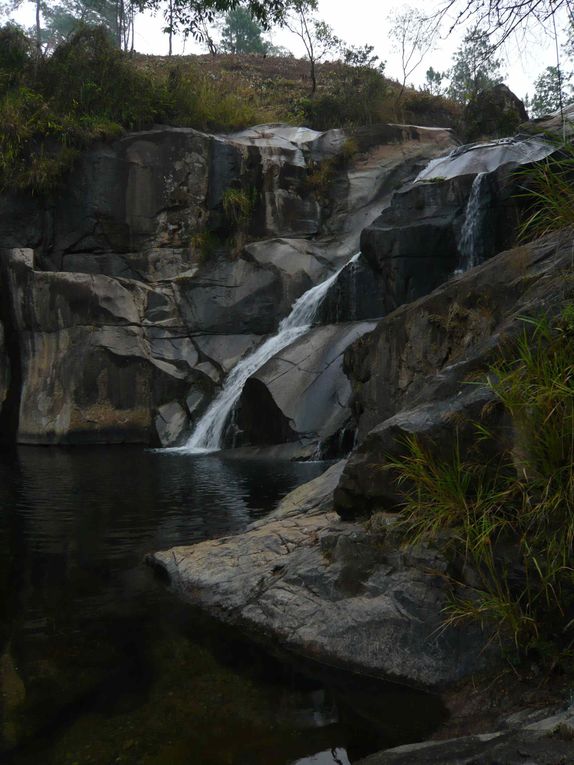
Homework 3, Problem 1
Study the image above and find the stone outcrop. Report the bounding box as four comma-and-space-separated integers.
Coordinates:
234, 321, 377, 452
0, 248, 198, 444
358, 703, 574, 764
0, 122, 457, 447
463, 84, 528, 141
335, 229, 574, 518
353, 134, 556, 317
148, 460, 493, 690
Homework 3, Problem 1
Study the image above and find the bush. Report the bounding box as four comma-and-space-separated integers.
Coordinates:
300, 65, 390, 129
517, 142, 574, 242
388, 309, 574, 661
40, 26, 165, 130
0, 24, 32, 94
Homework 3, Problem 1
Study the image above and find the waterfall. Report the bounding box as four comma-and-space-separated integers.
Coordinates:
181, 253, 361, 454
456, 172, 490, 274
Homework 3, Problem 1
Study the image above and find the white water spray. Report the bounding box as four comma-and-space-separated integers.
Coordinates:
456, 172, 489, 274
181, 253, 361, 454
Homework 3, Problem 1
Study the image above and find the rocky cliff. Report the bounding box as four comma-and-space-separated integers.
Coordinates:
0, 122, 455, 448
4, 113, 571, 695
141, 115, 573, 681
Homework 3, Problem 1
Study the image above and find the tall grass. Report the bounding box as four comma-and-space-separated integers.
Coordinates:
517, 141, 574, 242
388, 310, 574, 659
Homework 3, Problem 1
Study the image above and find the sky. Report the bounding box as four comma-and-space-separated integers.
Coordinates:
7, 0, 571, 98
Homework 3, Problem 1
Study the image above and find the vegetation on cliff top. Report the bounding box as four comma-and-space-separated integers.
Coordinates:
0, 23, 457, 195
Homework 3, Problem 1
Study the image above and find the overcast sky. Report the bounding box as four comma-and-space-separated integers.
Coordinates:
9, 0, 570, 98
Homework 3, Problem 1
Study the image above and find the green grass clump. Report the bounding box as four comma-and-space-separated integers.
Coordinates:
517, 142, 574, 242
0, 25, 267, 194
388, 309, 574, 660
222, 187, 253, 227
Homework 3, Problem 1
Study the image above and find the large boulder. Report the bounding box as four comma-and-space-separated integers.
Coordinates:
335, 230, 574, 518
148, 460, 494, 690
0, 248, 205, 445
463, 84, 528, 141
233, 321, 377, 452
357, 133, 556, 317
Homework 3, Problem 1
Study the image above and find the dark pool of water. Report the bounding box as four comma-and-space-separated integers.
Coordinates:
0, 447, 445, 764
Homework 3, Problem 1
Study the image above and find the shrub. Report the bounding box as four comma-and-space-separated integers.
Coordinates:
517, 142, 574, 242
222, 187, 253, 227
0, 24, 32, 94
388, 309, 574, 660
40, 26, 164, 130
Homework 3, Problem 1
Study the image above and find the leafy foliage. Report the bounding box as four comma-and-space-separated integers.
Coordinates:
531, 66, 573, 118
219, 7, 266, 54
447, 28, 503, 104
0, 24, 268, 192
424, 66, 446, 96
388, 310, 574, 659
516, 142, 574, 242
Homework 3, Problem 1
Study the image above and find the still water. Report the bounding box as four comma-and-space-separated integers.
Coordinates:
0, 447, 445, 764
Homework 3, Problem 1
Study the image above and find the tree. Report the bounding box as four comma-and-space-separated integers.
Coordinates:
220, 6, 266, 53
531, 65, 572, 117
388, 6, 437, 114
447, 27, 503, 103
155, 0, 294, 43
284, 0, 341, 93
434, 0, 572, 46
1, 0, 42, 56
425, 66, 446, 95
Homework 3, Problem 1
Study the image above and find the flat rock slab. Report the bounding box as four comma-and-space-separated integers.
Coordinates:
149, 462, 492, 690
358, 705, 574, 764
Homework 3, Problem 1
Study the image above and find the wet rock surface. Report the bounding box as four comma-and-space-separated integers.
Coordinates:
149, 460, 493, 690
336, 230, 574, 517
357, 704, 574, 764
234, 321, 377, 450
0, 122, 456, 447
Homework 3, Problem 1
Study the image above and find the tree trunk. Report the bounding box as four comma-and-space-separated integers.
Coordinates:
35, 0, 41, 59
168, 0, 173, 56
310, 58, 316, 94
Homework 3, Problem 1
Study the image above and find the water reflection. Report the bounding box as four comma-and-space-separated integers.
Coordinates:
0, 447, 445, 764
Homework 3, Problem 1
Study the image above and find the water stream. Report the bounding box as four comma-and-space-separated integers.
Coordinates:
182, 254, 361, 454
456, 172, 489, 273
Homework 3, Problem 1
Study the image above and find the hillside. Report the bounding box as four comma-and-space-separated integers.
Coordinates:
0, 25, 460, 194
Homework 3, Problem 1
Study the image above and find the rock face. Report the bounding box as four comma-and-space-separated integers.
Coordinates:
358, 704, 574, 764
0, 248, 196, 444
335, 230, 574, 518
355, 134, 556, 316
0, 122, 457, 447
148, 460, 492, 690
464, 84, 528, 141
234, 321, 377, 452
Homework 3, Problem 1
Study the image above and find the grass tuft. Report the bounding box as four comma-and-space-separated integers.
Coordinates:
387, 309, 574, 661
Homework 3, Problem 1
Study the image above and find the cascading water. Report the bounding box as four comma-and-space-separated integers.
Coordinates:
456, 172, 491, 274
182, 253, 361, 454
